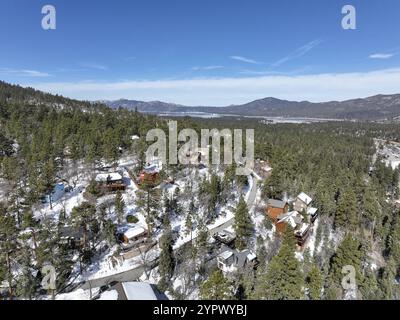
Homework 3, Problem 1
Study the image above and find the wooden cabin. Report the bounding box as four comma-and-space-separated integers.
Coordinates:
120, 226, 148, 247
266, 199, 289, 223
95, 172, 126, 192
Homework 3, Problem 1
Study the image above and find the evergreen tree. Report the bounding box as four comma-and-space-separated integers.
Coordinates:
335, 188, 358, 230
135, 186, 161, 236
256, 236, 267, 267
307, 264, 323, 300
16, 245, 37, 299
379, 257, 397, 300
0, 203, 18, 297
158, 224, 175, 290
253, 227, 303, 299
196, 217, 209, 273
200, 270, 231, 300
329, 235, 364, 299
234, 196, 253, 251
115, 191, 125, 224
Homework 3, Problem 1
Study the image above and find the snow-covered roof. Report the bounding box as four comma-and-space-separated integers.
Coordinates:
261, 165, 273, 172
98, 290, 119, 300
307, 207, 318, 215
390, 160, 400, 170
247, 252, 257, 261
219, 250, 234, 261
268, 199, 287, 209
144, 164, 158, 173
277, 211, 302, 228
297, 192, 312, 205
124, 226, 146, 239
122, 282, 159, 300
297, 223, 310, 234
95, 172, 123, 183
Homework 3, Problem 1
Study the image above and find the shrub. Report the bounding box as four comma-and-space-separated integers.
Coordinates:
127, 215, 139, 224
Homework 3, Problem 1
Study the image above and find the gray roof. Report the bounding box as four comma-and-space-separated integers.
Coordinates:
59, 226, 84, 239
267, 199, 287, 209
218, 246, 256, 268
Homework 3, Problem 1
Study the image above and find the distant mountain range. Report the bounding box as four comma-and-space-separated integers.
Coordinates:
106, 94, 400, 121
2, 81, 400, 121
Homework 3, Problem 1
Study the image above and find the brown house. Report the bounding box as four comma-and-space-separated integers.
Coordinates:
95, 172, 126, 192
266, 199, 289, 223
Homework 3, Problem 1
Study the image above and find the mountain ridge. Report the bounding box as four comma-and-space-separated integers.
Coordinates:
106, 94, 400, 120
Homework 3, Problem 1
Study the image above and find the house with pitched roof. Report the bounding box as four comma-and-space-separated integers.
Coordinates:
293, 192, 318, 223
266, 199, 289, 223
217, 247, 258, 274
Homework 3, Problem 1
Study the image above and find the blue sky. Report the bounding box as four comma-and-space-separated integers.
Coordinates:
1, 0, 400, 105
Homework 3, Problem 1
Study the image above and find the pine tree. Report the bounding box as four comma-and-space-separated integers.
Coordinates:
379, 257, 397, 300
0, 203, 18, 297
335, 188, 358, 230
196, 217, 209, 272
70, 202, 96, 267
234, 196, 253, 251
256, 236, 267, 267
158, 225, 175, 290
16, 245, 37, 299
329, 235, 364, 298
39, 158, 57, 209
263, 171, 284, 199
253, 227, 303, 299
104, 219, 117, 246
135, 186, 161, 236
307, 264, 323, 300
362, 186, 380, 237
208, 174, 221, 219
359, 267, 379, 300
115, 191, 125, 224
200, 270, 231, 300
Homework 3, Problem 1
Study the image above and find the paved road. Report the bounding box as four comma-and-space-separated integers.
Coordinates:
73, 174, 259, 292
80, 265, 148, 290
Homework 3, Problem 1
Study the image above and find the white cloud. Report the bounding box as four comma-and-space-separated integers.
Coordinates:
271, 39, 322, 68
80, 63, 108, 70
369, 53, 395, 59
230, 56, 260, 64
192, 66, 224, 71
0, 68, 51, 77
26, 68, 400, 106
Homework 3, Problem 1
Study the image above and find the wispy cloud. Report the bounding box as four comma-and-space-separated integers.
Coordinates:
192, 65, 224, 71
271, 39, 323, 68
230, 56, 260, 64
80, 63, 108, 70
369, 53, 396, 59
27, 68, 400, 106
238, 66, 312, 76
0, 68, 51, 77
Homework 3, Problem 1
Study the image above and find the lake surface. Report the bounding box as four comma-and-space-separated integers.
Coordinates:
153, 111, 343, 123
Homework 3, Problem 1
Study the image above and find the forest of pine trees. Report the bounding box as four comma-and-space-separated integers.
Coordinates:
1, 81, 400, 300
